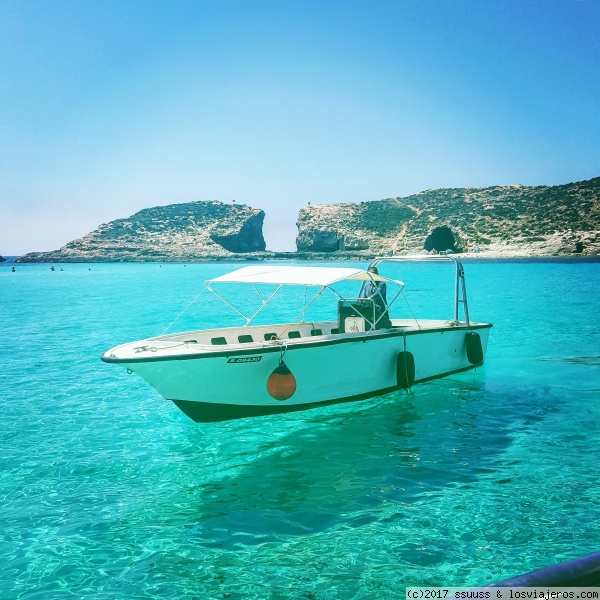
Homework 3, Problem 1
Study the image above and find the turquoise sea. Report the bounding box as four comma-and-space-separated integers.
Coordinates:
1, 259, 599, 599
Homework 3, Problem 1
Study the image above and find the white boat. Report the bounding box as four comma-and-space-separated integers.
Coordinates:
101, 257, 492, 422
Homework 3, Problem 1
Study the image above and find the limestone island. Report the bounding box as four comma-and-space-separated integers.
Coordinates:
296, 176, 599, 258
15, 176, 600, 263
17, 201, 266, 263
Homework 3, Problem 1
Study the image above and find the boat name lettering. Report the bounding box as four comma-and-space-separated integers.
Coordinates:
227, 356, 262, 364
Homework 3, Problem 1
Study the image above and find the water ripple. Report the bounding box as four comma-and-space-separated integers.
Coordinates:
1, 261, 599, 598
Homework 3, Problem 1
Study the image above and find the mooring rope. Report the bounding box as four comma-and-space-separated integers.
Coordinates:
403, 330, 414, 396
401, 290, 421, 329
161, 287, 207, 335
276, 340, 288, 365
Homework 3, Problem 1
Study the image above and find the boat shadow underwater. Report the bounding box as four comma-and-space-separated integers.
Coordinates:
177, 376, 561, 549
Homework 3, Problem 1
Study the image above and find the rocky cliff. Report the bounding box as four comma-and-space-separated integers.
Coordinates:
17, 201, 266, 262
296, 177, 600, 256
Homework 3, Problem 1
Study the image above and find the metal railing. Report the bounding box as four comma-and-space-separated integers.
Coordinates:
368, 255, 471, 327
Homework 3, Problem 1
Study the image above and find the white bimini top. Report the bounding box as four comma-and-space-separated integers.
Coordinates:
206, 265, 403, 288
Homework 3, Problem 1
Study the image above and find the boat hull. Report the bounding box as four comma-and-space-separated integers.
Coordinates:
108, 325, 491, 422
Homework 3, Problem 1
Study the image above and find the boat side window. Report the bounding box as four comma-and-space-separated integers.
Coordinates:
331, 328, 340, 334
238, 334, 254, 343
264, 333, 278, 341
288, 331, 301, 339
211, 337, 227, 345
311, 329, 323, 336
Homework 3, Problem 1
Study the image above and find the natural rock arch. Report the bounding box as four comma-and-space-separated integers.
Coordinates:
424, 226, 461, 253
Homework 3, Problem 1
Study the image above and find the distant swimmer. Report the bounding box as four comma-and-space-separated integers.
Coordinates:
60, 268, 64, 271
12, 266, 15, 272
50, 266, 55, 271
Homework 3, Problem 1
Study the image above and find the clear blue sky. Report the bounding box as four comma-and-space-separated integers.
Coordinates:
1, 0, 599, 255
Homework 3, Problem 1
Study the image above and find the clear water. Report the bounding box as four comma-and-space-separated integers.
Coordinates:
1, 259, 599, 599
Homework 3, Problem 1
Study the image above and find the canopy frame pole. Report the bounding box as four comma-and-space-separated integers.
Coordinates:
384, 288, 402, 321
205, 283, 284, 325
244, 285, 283, 326
204, 283, 254, 324
252, 284, 266, 304
287, 287, 326, 327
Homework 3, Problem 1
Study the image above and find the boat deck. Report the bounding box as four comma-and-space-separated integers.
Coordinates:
102, 319, 490, 363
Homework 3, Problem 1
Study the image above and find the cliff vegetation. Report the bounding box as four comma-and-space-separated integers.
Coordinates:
296, 177, 600, 257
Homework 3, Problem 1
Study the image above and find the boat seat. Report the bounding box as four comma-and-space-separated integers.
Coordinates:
238, 334, 254, 343
288, 331, 301, 339
311, 329, 323, 336
211, 337, 227, 345
264, 333, 278, 341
